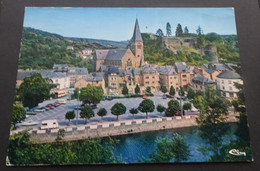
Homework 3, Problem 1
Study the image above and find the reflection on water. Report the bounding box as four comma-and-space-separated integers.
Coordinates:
111, 123, 238, 163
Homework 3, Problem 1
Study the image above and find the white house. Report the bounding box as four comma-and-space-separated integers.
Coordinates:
46, 72, 70, 90
216, 71, 243, 98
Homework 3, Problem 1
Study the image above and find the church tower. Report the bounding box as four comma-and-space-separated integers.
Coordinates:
130, 19, 144, 67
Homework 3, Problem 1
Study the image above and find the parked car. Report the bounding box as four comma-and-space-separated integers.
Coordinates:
56, 99, 67, 104
91, 104, 98, 109
142, 95, 148, 99
80, 103, 85, 107
33, 108, 46, 112
102, 97, 106, 101
52, 102, 61, 107
46, 104, 55, 109
74, 106, 84, 110
40, 120, 59, 130
162, 95, 167, 99
39, 107, 49, 111
107, 96, 113, 101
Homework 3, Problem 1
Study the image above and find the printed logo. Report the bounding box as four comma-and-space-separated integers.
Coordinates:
229, 149, 246, 156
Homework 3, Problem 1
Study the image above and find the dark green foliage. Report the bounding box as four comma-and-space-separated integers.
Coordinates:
71, 88, 80, 99
147, 133, 190, 163
157, 104, 166, 113
195, 90, 204, 97
135, 84, 140, 94
205, 32, 222, 42
111, 103, 126, 120
156, 29, 164, 36
161, 86, 168, 94
7, 131, 116, 165
169, 86, 175, 96
166, 22, 171, 37
175, 24, 183, 37
179, 86, 185, 96
138, 99, 155, 119
97, 108, 107, 120
196, 26, 205, 49
129, 108, 138, 118
184, 26, 189, 34
65, 111, 75, 124
122, 85, 129, 95
183, 103, 192, 111
167, 100, 180, 116
187, 88, 195, 99
79, 85, 104, 104
11, 103, 26, 129
18, 73, 53, 108
193, 95, 208, 113
145, 86, 151, 94
80, 105, 94, 124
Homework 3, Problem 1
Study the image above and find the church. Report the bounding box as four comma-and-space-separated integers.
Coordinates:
94, 19, 144, 71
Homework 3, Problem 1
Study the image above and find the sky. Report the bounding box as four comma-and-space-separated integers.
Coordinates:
23, 7, 237, 41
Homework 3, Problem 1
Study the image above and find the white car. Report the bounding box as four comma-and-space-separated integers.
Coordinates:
34, 108, 45, 112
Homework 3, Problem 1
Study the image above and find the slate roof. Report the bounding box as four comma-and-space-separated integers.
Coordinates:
68, 67, 88, 75
133, 68, 142, 75
131, 19, 143, 42
213, 64, 229, 71
174, 62, 189, 73
95, 49, 129, 60
85, 76, 104, 82
53, 64, 69, 72
156, 65, 177, 75
47, 72, 67, 78
143, 65, 157, 74
217, 71, 241, 79
205, 69, 216, 74
192, 75, 214, 84
17, 70, 53, 80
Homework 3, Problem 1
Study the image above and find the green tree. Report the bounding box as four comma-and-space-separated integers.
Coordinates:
175, 24, 183, 37
183, 103, 192, 111
179, 86, 185, 96
71, 88, 80, 99
111, 103, 126, 121
79, 85, 104, 104
148, 133, 190, 163
145, 86, 151, 94
169, 86, 175, 96
195, 90, 204, 97
187, 88, 195, 99
129, 108, 138, 119
157, 104, 166, 114
12, 103, 26, 129
193, 95, 208, 114
97, 108, 107, 121
196, 26, 205, 50
184, 26, 189, 34
166, 22, 171, 37
80, 105, 94, 124
135, 84, 140, 94
65, 111, 75, 125
205, 32, 222, 42
156, 29, 164, 36
18, 73, 53, 108
122, 85, 129, 95
166, 100, 180, 116
161, 86, 168, 94
138, 99, 155, 119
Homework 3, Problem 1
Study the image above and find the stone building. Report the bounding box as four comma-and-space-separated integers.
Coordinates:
191, 75, 215, 92
156, 65, 179, 91
94, 19, 144, 71
174, 62, 191, 87
74, 74, 105, 90
216, 71, 243, 98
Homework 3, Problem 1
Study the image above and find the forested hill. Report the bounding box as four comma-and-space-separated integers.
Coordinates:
19, 27, 128, 71
142, 32, 239, 66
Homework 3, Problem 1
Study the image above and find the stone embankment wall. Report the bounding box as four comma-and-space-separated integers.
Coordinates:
10, 113, 238, 143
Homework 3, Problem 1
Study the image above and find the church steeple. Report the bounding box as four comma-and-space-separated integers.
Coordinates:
130, 19, 144, 67
131, 19, 143, 42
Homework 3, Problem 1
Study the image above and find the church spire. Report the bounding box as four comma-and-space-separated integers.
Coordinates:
131, 19, 143, 42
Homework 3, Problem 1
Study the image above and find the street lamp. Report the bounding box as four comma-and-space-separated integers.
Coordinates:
76, 90, 80, 125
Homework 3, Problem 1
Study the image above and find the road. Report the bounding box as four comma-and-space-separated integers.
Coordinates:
17, 92, 198, 130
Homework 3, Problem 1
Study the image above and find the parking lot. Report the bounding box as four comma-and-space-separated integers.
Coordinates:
17, 92, 198, 129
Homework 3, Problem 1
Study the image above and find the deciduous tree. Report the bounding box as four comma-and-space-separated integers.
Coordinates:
187, 88, 195, 99
138, 99, 155, 119
156, 29, 164, 36
169, 86, 176, 96
65, 111, 75, 125
161, 86, 168, 94
122, 85, 129, 95
166, 100, 180, 116
79, 85, 104, 104
12, 103, 26, 129
129, 108, 138, 119
80, 105, 94, 124
157, 104, 166, 114
97, 108, 107, 121
183, 103, 192, 111
111, 103, 126, 121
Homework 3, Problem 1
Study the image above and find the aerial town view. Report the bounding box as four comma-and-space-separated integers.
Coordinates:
7, 7, 252, 165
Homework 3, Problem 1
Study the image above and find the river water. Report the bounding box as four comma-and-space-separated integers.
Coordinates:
111, 123, 238, 163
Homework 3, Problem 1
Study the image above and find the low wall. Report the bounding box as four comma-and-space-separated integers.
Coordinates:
29, 116, 198, 143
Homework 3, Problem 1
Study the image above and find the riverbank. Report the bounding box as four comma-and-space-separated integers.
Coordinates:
18, 112, 238, 143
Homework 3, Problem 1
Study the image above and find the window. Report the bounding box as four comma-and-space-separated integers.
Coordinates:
229, 86, 233, 91
182, 75, 187, 78
146, 82, 149, 84
152, 81, 155, 84
170, 77, 172, 79
229, 92, 234, 97
229, 80, 232, 84
222, 86, 225, 90
222, 80, 224, 84
174, 77, 177, 79
146, 76, 149, 79
183, 79, 187, 82
200, 85, 203, 89
152, 76, 155, 79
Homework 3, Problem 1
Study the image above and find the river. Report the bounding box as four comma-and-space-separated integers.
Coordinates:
111, 123, 238, 163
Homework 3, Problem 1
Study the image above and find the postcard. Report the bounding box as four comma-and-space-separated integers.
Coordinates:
6, 7, 253, 165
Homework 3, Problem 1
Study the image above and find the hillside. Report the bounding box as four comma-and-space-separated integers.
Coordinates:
142, 32, 239, 66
